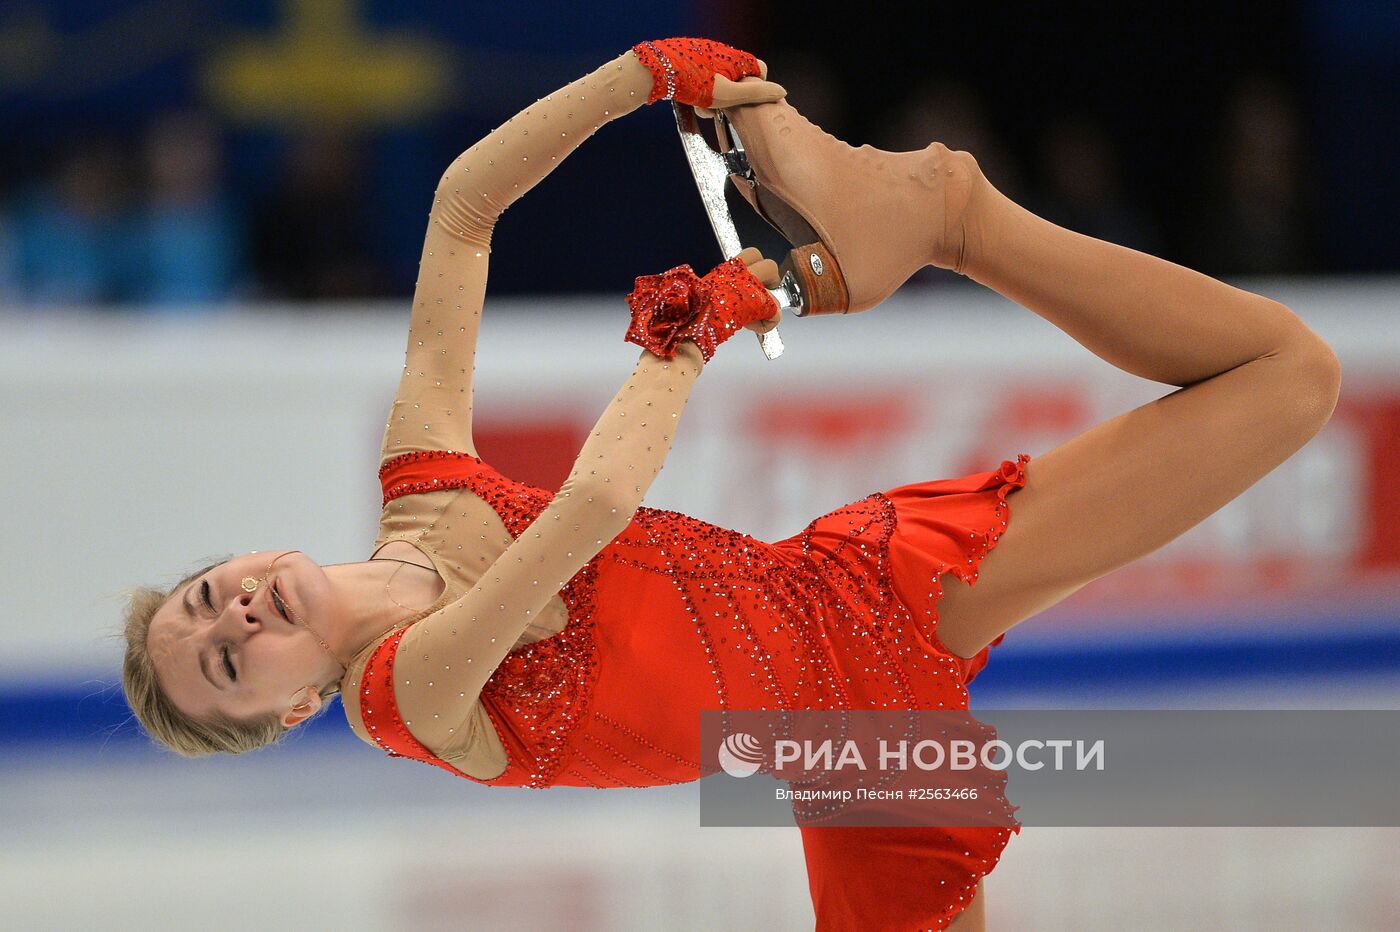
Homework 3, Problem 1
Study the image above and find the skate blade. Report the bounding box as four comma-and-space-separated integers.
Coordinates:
672, 103, 802, 358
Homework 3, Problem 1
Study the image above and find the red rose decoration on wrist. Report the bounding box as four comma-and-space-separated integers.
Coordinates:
624, 264, 705, 359
624, 258, 778, 363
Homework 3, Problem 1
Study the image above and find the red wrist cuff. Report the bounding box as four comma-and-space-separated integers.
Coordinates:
632, 41, 678, 106
630, 38, 761, 109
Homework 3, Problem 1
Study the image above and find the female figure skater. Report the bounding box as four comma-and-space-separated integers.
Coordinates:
124, 39, 1340, 931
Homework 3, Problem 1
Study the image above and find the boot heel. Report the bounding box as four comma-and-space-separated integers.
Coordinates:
782, 242, 849, 316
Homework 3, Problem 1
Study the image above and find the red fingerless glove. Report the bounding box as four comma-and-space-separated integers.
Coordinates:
624, 256, 778, 363
631, 38, 761, 108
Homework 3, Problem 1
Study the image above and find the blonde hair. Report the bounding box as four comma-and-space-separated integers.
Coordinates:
120, 557, 335, 758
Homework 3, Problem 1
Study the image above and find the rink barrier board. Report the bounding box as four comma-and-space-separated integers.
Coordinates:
4, 620, 1397, 748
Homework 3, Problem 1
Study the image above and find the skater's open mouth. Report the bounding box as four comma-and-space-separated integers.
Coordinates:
270, 580, 291, 621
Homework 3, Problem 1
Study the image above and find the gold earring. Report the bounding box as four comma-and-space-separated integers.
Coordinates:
241, 577, 259, 592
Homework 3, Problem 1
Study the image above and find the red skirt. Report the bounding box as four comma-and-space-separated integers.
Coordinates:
798, 453, 1030, 931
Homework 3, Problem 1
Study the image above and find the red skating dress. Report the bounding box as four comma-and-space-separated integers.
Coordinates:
351, 449, 1029, 930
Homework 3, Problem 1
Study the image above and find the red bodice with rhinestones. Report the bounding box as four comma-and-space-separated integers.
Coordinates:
361, 449, 1022, 786
359, 448, 1029, 929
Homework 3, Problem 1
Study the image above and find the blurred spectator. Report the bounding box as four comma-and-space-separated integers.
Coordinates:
251, 130, 392, 301
1191, 73, 1308, 275
0, 207, 19, 305
10, 140, 137, 304
874, 78, 1025, 201
756, 49, 845, 134
133, 110, 244, 306
1029, 112, 1160, 256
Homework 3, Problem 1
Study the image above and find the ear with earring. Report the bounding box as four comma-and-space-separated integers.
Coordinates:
282, 684, 322, 729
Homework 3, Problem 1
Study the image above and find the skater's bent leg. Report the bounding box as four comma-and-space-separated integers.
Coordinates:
931, 173, 1341, 658
936, 340, 1337, 657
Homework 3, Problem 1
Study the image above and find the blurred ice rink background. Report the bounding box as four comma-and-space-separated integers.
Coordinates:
4, 288, 1398, 930
3, 2, 1399, 929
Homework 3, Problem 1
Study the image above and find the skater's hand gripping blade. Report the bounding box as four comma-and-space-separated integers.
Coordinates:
672, 102, 798, 359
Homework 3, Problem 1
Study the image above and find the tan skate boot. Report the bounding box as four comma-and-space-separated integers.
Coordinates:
716, 99, 984, 314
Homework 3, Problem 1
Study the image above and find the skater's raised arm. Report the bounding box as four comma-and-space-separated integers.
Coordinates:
384, 41, 784, 464
363, 251, 782, 770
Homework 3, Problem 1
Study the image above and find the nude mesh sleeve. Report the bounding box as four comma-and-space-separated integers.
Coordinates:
392, 342, 705, 761
383, 50, 656, 464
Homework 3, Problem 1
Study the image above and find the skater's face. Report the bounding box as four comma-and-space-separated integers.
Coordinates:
146, 550, 339, 727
